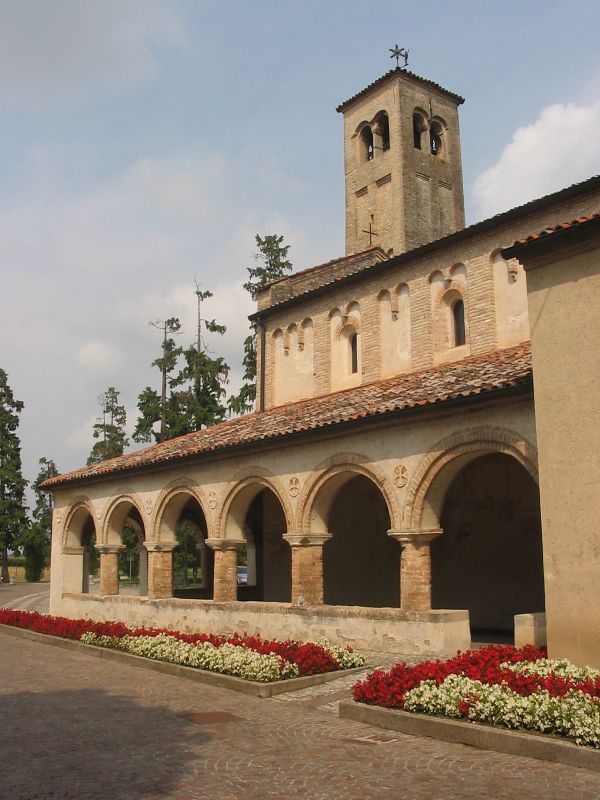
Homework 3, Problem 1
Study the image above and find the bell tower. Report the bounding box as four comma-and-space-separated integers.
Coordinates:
337, 66, 466, 257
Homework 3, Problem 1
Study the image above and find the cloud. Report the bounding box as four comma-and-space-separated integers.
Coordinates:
0, 0, 184, 108
473, 102, 600, 219
77, 341, 123, 374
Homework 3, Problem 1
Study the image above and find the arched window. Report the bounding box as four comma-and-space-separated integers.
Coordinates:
360, 126, 374, 161
374, 111, 390, 151
413, 113, 426, 150
452, 299, 465, 346
350, 333, 359, 373
430, 121, 443, 156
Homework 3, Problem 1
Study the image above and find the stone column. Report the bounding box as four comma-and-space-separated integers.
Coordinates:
388, 529, 442, 611
283, 532, 332, 606
138, 546, 149, 596
146, 543, 176, 599
97, 545, 124, 596
206, 539, 245, 602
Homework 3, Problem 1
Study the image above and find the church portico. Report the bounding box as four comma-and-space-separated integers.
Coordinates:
47, 371, 539, 654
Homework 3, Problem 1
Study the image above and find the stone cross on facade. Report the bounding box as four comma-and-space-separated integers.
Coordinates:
362, 221, 379, 246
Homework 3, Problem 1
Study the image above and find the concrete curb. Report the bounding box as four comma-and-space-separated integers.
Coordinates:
0, 623, 366, 699
338, 700, 600, 772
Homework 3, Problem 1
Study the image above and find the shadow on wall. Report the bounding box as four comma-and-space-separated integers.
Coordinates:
0, 686, 210, 799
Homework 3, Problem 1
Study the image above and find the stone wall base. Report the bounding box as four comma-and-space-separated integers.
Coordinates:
54, 594, 471, 656
514, 612, 547, 649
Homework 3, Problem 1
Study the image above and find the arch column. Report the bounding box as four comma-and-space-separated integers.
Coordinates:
96, 544, 124, 596
206, 539, 245, 602
388, 529, 442, 611
145, 543, 176, 599
283, 532, 332, 606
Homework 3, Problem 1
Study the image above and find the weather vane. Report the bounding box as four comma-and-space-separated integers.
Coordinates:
390, 44, 409, 68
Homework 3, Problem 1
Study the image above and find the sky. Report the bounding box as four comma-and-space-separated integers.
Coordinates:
2, 0, 600, 499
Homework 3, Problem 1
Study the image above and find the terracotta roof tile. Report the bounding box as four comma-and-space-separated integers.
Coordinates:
504, 213, 600, 249
44, 343, 532, 490
336, 67, 464, 113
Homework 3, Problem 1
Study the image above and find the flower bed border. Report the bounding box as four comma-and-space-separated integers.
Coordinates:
0, 623, 367, 698
339, 700, 600, 772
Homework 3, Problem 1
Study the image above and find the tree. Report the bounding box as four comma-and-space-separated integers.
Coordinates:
0, 369, 27, 583
228, 234, 292, 415
87, 387, 129, 465
133, 318, 183, 444
169, 286, 230, 434
134, 291, 230, 444
19, 457, 58, 582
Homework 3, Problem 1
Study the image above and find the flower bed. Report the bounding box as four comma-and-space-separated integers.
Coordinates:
0, 609, 365, 683
352, 645, 600, 748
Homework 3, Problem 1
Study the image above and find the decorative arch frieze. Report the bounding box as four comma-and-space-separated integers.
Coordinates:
298, 452, 400, 533
403, 426, 539, 530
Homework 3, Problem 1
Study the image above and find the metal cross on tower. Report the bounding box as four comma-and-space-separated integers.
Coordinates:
390, 44, 409, 68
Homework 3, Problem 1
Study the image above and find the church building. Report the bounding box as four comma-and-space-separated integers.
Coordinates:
45, 65, 600, 660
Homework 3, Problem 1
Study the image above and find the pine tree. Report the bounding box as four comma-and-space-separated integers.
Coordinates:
0, 369, 27, 583
19, 457, 58, 582
228, 234, 292, 414
87, 387, 129, 465
133, 318, 183, 444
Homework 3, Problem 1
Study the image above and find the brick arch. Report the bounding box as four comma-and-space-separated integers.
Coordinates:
102, 490, 145, 546
62, 495, 96, 549
152, 478, 210, 545
218, 467, 293, 540
298, 453, 399, 533
404, 426, 538, 529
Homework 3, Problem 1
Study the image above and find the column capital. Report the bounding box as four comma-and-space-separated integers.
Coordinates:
95, 544, 125, 555
388, 528, 443, 546
205, 538, 246, 552
145, 541, 177, 553
282, 531, 332, 547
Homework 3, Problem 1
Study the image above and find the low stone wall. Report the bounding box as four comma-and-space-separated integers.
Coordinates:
55, 593, 471, 656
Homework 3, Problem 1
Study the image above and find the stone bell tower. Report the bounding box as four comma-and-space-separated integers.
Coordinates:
337, 66, 466, 257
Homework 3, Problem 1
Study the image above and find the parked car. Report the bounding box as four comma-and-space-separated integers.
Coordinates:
236, 566, 248, 585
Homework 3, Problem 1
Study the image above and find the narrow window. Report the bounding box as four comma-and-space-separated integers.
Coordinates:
430, 122, 443, 156
350, 333, 359, 373
453, 300, 465, 346
413, 114, 422, 150
361, 126, 374, 161
376, 112, 390, 150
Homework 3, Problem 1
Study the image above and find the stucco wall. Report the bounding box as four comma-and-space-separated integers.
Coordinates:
524, 232, 600, 667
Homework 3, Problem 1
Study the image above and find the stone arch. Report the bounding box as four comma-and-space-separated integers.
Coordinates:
62, 496, 96, 549
219, 467, 293, 539
152, 478, 210, 544
102, 491, 145, 546
404, 427, 538, 530
299, 453, 399, 533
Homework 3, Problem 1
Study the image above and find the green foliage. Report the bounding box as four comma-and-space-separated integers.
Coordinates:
229, 234, 292, 415
173, 519, 200, 587
134, 292, 230, 443
18, 457, 58, 582
87, 388, 129, 465
0, 369, 27, 583
118, 525, 140, 581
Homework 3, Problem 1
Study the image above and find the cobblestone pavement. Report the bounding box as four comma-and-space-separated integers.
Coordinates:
0, 581, 50, 613
2, 632, 600, 800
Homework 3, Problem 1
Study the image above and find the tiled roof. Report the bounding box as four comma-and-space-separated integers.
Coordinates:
502, 213, 600, 252
336, 67, 465, 113
254, 174, 600, 320
44, 343, 532, 490
256, 247, 388, 312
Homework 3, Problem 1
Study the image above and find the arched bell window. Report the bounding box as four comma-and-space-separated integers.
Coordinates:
430, 121, 443, 156
360, 126, 374, 162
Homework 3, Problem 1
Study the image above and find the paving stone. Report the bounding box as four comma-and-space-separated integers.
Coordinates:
2, 633, 600, 799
